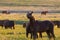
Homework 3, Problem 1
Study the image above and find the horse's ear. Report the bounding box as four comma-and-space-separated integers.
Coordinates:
27, 11, 33, 17
29, 11, 33, 15
31, 11, 33, 13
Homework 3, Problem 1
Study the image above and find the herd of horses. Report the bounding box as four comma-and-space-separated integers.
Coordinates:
0, 10, 60, 40
23, 11, 60, 40
1, 10, 47, 15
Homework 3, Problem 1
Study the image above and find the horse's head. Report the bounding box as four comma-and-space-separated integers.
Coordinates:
27, 11, 33, 19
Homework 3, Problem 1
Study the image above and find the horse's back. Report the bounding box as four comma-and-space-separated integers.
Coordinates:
42, 20, 54, 25
37, 20, 54, 32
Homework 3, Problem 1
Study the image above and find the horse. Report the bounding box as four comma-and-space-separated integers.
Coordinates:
23, 22, 39, 39
52, 21, 60, 28
2, 11, 10, 14
41, 11, 48, 15
23, 22, 33, 39
3, 20, 15, 29
26, 11, 55, 40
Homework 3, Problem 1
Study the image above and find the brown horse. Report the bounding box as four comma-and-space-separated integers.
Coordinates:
26, 11, 55, 40
2, 11, 10, 14
41, 11, 48, 15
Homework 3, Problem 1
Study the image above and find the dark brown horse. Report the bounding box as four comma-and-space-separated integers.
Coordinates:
26, 11, 55, 40
23, 22, 33, 39
2, 11, 10, 14
3, 20, 15, 29
41, 11, 48, 15
52, 21, 60, 28
23, 22, 39, 39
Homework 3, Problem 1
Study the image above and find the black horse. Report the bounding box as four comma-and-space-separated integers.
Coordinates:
23, 22, 33, 39
23, 22, 39, 39
52, 21, 60, 28
26, 11, 55, 40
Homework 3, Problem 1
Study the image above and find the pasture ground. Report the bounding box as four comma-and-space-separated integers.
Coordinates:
0, 13, 60, 40
0, 6, 60, 40
0, 25, 60, 40
0, 0, 60, 6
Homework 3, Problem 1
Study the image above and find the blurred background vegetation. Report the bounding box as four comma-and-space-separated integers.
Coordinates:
0, 0, 60, 6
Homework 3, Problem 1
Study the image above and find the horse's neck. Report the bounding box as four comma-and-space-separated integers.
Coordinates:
29, 19, 35, 24
28, 16, 36, 25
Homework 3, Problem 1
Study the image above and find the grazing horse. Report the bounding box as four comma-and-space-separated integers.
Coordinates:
52, 21, 60, 28
26, 11, 55, 40
3, 20, 15, 29
41, 11, 48, 15
2, 11, 10, 14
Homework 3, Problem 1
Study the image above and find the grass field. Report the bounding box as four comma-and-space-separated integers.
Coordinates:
0, 0, 60, 4
0, 25, 60, 40
0, 13, 60, 40
0, 0, 60, 40
0, 0, 60, 6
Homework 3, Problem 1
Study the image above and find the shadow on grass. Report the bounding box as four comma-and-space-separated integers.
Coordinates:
0, 32, 25, 35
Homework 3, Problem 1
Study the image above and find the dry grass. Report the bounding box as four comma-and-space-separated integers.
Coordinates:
0, 25, 59, 40
0, 13, 59, 40
0, 13, 60, 21
0, 0, 60, 5
0, 6, 60, 11
0, 6, 59, 40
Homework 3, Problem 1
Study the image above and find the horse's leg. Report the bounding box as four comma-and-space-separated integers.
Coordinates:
50, 31, 55, 40
30, 33, 38, 39
2, 25, 3, 28
5, 26, 8, 29
26, 27, 29, 38
31, 32, 33, 39
36, 34, 38, 38
57, 24, 60, 28
39, 32, 42, 38
31, 33, 32, 39
46, 30, 51, 40
33, 32, 37, 40
39, 32, 43, 40
26, 31, 29, 38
